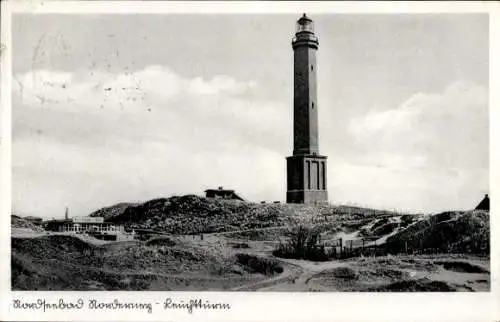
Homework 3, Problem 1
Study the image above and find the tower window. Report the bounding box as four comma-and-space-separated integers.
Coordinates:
307, 161, 311, 190
311, 65, 314, 71
312, 102, 315, 109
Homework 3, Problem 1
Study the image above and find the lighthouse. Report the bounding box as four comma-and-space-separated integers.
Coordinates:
286, 14, 328, 204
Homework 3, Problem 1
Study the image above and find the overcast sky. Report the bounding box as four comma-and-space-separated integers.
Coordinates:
12, 13, 489, 218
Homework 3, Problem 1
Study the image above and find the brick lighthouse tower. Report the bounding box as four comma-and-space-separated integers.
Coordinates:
286, 14, 328, 204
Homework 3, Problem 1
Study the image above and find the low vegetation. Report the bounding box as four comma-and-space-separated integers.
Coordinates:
88, 195, 401, 236
273, 225, 330, 261
12, 195, 490, 292
11, 215, 44, 232
145, 236, 177, 247
383, 210, 489, 254
235, 253, 283, 275
368, 279, 457, 292
90, 195, 291, 235
435, 260, 489, 274
272, 209, 489, 260
304, 255, 489, 292
11, 235, 277, 291
231, 242, 251, 249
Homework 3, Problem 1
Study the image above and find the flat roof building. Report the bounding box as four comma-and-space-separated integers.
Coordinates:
44, 216, 128, 241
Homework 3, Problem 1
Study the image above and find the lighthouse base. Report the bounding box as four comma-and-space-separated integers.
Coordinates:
286, 154, 328, 204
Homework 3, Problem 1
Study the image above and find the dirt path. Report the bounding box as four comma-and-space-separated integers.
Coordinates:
234, 250, 491, 292
255, 258, 347, 291
185, 233, 348, 292
230, 259, 303, 291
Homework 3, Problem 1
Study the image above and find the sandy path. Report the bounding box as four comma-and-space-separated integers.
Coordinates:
256, 258, 348, 291
243, 254, 491, 292
188, 234, 347, 291
230, 259, 303, 291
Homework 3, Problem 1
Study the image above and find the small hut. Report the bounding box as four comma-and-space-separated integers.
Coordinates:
205, 186, 244, 201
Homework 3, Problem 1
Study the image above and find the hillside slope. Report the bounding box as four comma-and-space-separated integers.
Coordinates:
89, 202, 139, 219
383, 210, 489, 254
88, 195, 401, 235
11, 196, 490, 291
11, 235, 283, 291
11, 215, 43, 232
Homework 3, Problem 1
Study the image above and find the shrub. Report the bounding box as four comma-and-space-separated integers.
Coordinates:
435, 261, 489, 274
332, 267, 358, 279
146, 237, 176, 247
234, 253, 283, 275
400, 215, 416, 226
273, 225, 329, 261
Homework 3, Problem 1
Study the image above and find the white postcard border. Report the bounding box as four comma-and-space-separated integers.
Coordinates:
1, 1, 499, 321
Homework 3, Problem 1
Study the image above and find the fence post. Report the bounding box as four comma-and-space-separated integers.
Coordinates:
405, 241, 408, 253
339, 238, 343, 258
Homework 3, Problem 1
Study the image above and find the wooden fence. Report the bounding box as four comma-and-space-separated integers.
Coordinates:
324, 237, 489, 259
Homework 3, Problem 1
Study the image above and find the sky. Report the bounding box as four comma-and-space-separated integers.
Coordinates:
11, 13, 489, 218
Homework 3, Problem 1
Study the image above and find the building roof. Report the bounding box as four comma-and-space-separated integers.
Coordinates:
475, 194, 489, 211
204, 186, 244, 201
45, 219, 72, 224
205, 189, 236, 193
205, 186, 238, 194
298, 13, 312, 23
72, 216, 104, 223
45, 216, 107, 224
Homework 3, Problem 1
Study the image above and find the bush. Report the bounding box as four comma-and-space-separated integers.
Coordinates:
145, 237, 176, 247
332, 267, 358, 279
235, 253, 283, 275
400, 215, 416, 227
273, 225, 329, 261
435, 261, 489, 274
